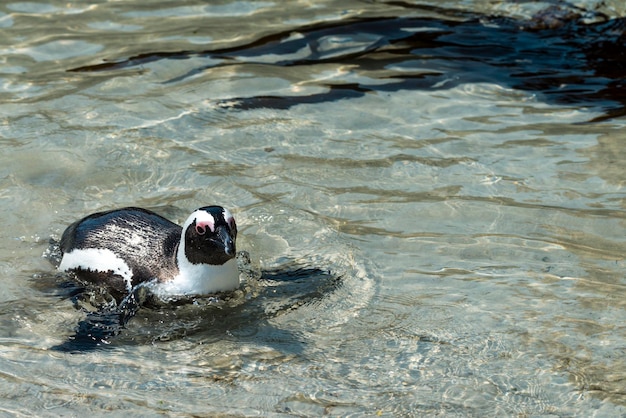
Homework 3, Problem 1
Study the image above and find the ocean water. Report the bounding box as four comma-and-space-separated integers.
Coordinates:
0, 0, 624, 416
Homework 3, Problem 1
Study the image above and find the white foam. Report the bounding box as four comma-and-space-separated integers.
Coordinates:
58, 247, 133, 292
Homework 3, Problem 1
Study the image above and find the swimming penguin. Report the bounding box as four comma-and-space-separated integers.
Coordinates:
58, 206, 240, 302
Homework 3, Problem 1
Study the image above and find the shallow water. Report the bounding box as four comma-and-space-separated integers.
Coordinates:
1, 0, 625, 416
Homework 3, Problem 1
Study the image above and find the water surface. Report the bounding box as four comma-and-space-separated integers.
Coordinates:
1, 0, 625, 416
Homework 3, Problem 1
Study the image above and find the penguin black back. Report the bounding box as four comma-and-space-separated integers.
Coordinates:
59, 208, 182, 299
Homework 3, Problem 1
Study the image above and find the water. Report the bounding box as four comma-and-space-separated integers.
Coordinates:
1, 0, 625, 416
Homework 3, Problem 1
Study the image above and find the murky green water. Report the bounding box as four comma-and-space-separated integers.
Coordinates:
1, 0, 625, 416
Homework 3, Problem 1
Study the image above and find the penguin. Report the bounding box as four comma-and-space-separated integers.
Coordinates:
58, 206, 239, 302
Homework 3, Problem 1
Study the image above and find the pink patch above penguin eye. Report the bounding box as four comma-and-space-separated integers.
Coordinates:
194, 215, 215, 235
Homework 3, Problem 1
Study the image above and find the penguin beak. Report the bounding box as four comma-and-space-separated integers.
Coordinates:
216, 225, 236, 257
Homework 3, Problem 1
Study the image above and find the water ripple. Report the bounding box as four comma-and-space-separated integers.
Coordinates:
1, 1, 625, 416
67, 8, 626, 120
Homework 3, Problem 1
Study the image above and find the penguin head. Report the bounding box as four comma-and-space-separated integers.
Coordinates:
181, 206, 237, 266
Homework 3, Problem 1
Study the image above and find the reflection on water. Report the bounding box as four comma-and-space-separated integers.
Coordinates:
0, 0, 625, 416
69, 3, 626, 120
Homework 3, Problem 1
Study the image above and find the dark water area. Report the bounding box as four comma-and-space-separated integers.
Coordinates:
70, 3, 626, 120
0, 0, 624, 416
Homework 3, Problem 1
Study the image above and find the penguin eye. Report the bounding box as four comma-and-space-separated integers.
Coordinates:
195, 224, 206, 235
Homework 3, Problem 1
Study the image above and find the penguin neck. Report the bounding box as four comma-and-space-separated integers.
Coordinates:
155, 234, 240, 297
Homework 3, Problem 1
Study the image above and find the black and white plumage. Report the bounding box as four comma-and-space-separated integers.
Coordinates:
58, 206, 239, 301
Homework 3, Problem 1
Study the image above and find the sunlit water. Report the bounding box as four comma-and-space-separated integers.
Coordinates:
1, 0, 625, 416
